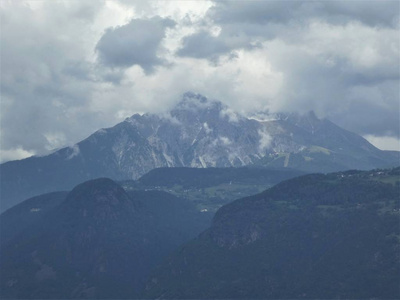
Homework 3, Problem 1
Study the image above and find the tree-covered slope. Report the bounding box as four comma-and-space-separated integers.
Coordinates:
0, 191, 68, 246
145, 168, 400, 299
0, 178, 211, 299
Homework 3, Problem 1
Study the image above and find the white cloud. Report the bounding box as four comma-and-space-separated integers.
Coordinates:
220, 136, 232, 145
364, 135, 400, 151
220, 107, 239, 123
0, 147, 35, 163
67, 144, 81, 159
44, 132, 67, 151
203, 122, 212, 134
258, 128, 272, 153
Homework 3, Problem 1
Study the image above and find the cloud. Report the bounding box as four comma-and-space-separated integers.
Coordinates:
0, 0, 399, 163
203, 122, 213, 134
95, 16, 176, 74
219, 136, 232, 146
177, 30, 230, 60
0, 1, 103, 157
67, 144, 81, 159
176, 1, 399, 60
364, 135, 400, 151
43, 132, 67, 151
208, 1, 399, 28
0, 147, 36, 163
219, 107, 240, 123
259, 21, 400, 138
258, 129, 272, 152
171, 2, 399, 142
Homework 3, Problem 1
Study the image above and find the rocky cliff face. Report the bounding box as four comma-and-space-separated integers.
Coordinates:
1, 92, 398, 211
113, 93, 263, 177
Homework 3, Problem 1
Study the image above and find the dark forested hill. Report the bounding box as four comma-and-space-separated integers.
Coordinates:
0, 191, 68, 246
0, 178, 211, 299
145, 167, 400, 299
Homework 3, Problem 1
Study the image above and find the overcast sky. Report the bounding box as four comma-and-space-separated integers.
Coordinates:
1, 0, 399, 162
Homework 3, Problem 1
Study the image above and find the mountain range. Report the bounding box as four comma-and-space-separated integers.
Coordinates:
1, 92, 398, 212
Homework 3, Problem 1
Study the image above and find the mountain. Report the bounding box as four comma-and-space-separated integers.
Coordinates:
1, 92, 398, 212
145, 167, 400, 299
0, 178, 211, 298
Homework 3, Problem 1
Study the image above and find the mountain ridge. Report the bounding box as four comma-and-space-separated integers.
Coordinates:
1, 92, 398, 212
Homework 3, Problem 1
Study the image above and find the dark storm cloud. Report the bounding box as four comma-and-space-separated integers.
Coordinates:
331, 88, 400, 138
95, 17, 176, 74
177, 30, 231, 60
208, 1, 304, 25
315, 1, 399, 28
209, 0, 399, 28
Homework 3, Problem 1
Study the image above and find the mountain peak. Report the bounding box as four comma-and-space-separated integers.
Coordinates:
172, 92, 225, 113
183, 91, 208, 103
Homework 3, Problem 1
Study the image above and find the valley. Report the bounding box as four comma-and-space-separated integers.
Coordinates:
121, 166, 305, 212
1, 167, 398, 299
